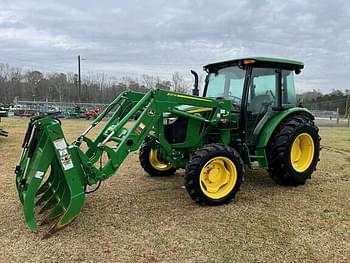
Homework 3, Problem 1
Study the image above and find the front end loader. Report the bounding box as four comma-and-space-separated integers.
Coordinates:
15, 57, 320, 237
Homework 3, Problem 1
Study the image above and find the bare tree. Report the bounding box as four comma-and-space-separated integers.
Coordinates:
172, 72, 189, 93
142, 74, 156, 89
25, 71, 44, 101
0, 62, 190, 105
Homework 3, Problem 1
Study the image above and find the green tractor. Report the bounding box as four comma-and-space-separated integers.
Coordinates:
15, 57, 320, 237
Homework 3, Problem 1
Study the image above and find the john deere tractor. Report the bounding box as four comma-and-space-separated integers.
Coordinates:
15, 57, 320, 237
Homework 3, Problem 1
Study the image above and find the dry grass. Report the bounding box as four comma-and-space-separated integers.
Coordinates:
0, 117, 349, 263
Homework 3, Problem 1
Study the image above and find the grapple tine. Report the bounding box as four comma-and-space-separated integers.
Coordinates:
40, 205, 64, 226
36, 169, 60, 206
40, 211, 62, 226
36, 169, 54, 196
21, 156, 53, 231
0, 128, 8, 137
42, 175, 85, 238
43, 190, 84, 239
36, 181, 49, 196
42, 217, 78, 239
38, 178, 64, 214
40, 187, 69, 225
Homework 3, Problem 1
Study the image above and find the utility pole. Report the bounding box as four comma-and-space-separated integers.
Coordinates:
78, 55, 81, 103
337, 107, 340, 125
346, 89, 349, 118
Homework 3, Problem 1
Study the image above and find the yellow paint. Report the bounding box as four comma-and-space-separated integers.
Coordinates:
167, 93, 212, 102
290, 133, 315, 172
149, 148, 173, 171
199, 156, 237, 199
187, 107, 213, 113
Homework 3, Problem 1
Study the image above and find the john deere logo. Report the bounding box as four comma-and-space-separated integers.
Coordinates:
148, 109, 155, 116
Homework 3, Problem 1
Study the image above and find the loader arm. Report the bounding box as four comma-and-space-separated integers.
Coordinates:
15, 89, 226, 237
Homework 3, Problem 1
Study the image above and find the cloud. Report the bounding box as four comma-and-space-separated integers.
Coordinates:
0, 0, 349, 92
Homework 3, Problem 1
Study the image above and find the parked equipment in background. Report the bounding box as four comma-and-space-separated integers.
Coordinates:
84, 107, 102, 120
64, 106, 86, 119
0, 107, 9, 117
15, 57, 320, 237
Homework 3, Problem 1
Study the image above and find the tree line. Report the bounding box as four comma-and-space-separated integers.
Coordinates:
0, 63, 190, 105
1, 62, 347, 115
298, 89, 349, 115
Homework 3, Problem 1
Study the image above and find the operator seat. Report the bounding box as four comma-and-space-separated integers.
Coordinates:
248, 94, 274, 113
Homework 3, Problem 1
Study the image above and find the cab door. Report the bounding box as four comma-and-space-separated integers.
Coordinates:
245, 68, 279, 145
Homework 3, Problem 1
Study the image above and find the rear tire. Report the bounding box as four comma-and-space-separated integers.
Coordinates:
139, 143, 176, 176
185, 143, 244, 205
267, 115, 320, 186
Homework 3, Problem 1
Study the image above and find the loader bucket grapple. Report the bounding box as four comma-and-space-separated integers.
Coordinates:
15, 57, 320, 237
15, 116, 85, 237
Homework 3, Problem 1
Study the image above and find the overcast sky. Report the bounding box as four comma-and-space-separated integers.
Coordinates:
0, 0, 349, 93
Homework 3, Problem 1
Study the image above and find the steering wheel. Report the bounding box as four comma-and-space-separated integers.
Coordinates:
215, 94, 242, 109
228, 95, 241, 111
230, 95, 242, 103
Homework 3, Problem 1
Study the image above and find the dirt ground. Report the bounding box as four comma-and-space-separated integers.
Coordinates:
0, 117, 349, 263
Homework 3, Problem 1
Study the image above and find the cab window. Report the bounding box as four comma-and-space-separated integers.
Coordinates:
247, 68, 277, 113
206, 66, 245, 107
282, 70, 296, 106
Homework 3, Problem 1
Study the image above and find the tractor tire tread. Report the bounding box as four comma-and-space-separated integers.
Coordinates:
267, 115, 320, 186
139, 143, 176, 176
185, 143, 244, 205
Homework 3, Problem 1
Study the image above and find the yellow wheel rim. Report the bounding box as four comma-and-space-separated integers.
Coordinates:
199, 156, 237, 199
149, 149, 173, 171
290, 133, 315, 172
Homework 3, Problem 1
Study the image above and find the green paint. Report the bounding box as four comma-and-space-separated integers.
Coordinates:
256, 107, 313, 148
204, 56, 304, 70
15, 57, 317, 234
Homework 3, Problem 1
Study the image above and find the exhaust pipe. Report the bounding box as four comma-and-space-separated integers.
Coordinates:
190, 70, 199, 96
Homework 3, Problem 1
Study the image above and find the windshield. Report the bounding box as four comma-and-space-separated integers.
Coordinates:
205, 66, 245, 105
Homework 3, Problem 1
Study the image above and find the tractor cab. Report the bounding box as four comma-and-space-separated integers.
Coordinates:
201, 57, 304, 145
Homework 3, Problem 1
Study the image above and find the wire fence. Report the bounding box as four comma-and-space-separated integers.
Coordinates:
312, 110, 350, 127
2, 100, 350, 127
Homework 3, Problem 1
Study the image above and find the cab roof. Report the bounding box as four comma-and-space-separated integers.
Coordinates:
203, 57, 304, 71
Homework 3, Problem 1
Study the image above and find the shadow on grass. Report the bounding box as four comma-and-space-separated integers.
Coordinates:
243, 170, 278, 189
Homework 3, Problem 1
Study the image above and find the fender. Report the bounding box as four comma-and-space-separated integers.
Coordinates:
256, 107, 314, 149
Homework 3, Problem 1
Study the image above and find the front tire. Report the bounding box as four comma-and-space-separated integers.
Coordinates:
139, 143, 176, 176
267, 115, 320, 186
185, 144, 244, 205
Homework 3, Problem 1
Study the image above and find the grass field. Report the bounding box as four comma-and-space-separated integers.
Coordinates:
0, 117, 349, 262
